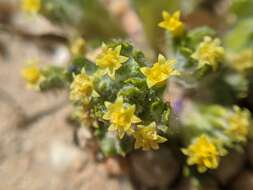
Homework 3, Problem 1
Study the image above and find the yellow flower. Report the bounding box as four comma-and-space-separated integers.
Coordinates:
21, 0, 41, 14
192, 36, 224, 70
227, 49, 253, 72
133, 122, 167, 151
158, 10, 185, 37
103, 97, 141, 138
140, 54, 179, 88
21, 59, 42, 89
70, 38, 86, 56
182, 135, 220, 173
96, 44, 129, 79
226, 106, 250, 142
70, 70, 94, 104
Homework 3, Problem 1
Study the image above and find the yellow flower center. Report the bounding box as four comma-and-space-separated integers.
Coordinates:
22, 65, 40, 84
111, 109, 132, 127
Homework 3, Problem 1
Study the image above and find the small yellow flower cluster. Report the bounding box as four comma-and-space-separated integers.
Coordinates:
21, 0, 41, 14
133, 122, 167, 151
95, 44, 179, 89
158, 11, 185, 37
226, 106, 251, 142
227, 49, 253, 72
70, 70, 94, 104
140, 54, 180, 88
182, 135, 220, 173
192, 36, 224, 70
21, 59, 42, 89
96, 44, 129, 79
103, 97, 141, 138
103, 97, 167, 150
70, 38, 86, 57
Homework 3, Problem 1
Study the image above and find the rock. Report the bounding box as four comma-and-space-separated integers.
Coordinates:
76, 126, 92, 149
0, 99, 26, 161
214, 150, 245, 185
50, 44, 71, 66
11, 13, 66, 37
0, 98, 25, 129
0, 30, 69, 119
201, 178, 220, 190
175, 177, 219, 190
0, 0, 17, 23
130, 148, 179, 188
104, 157, 129, 176
231, 171, 253, 190
246, 142, 253, 167
0, 103, 134, 190
49, 140, 86, 172
175, 178, 197, 190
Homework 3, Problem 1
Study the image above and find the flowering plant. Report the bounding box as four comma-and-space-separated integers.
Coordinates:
21, 0, 253, 181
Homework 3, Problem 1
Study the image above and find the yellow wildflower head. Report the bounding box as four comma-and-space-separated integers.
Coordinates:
227, 49, 253, 72
70, 38, 86, 56
140, 54, 179, 88
21, 59, 42, 89
103, 97, 141, 139
192, 36, 224, 70
133, 122, 167, 151
182, 135, 220, 173
226, 106, 250, 142
70, 70, 94, 104
21, 0, 41, 14
158, 10, 185, 37
96, 44, 129, 79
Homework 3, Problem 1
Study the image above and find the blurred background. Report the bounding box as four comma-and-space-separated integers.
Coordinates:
0, 0, 253, 189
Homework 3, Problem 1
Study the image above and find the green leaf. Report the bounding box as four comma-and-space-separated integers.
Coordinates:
187, 26, 216, 49
40, 66, 66, 91
224, 18, 253, 51
116, 57, 142, 81
162, 108, 171, 125
230, 0, 253, 18
124, 77, 147, 89
150, 99, 166, 122
93, 74, 119, 101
